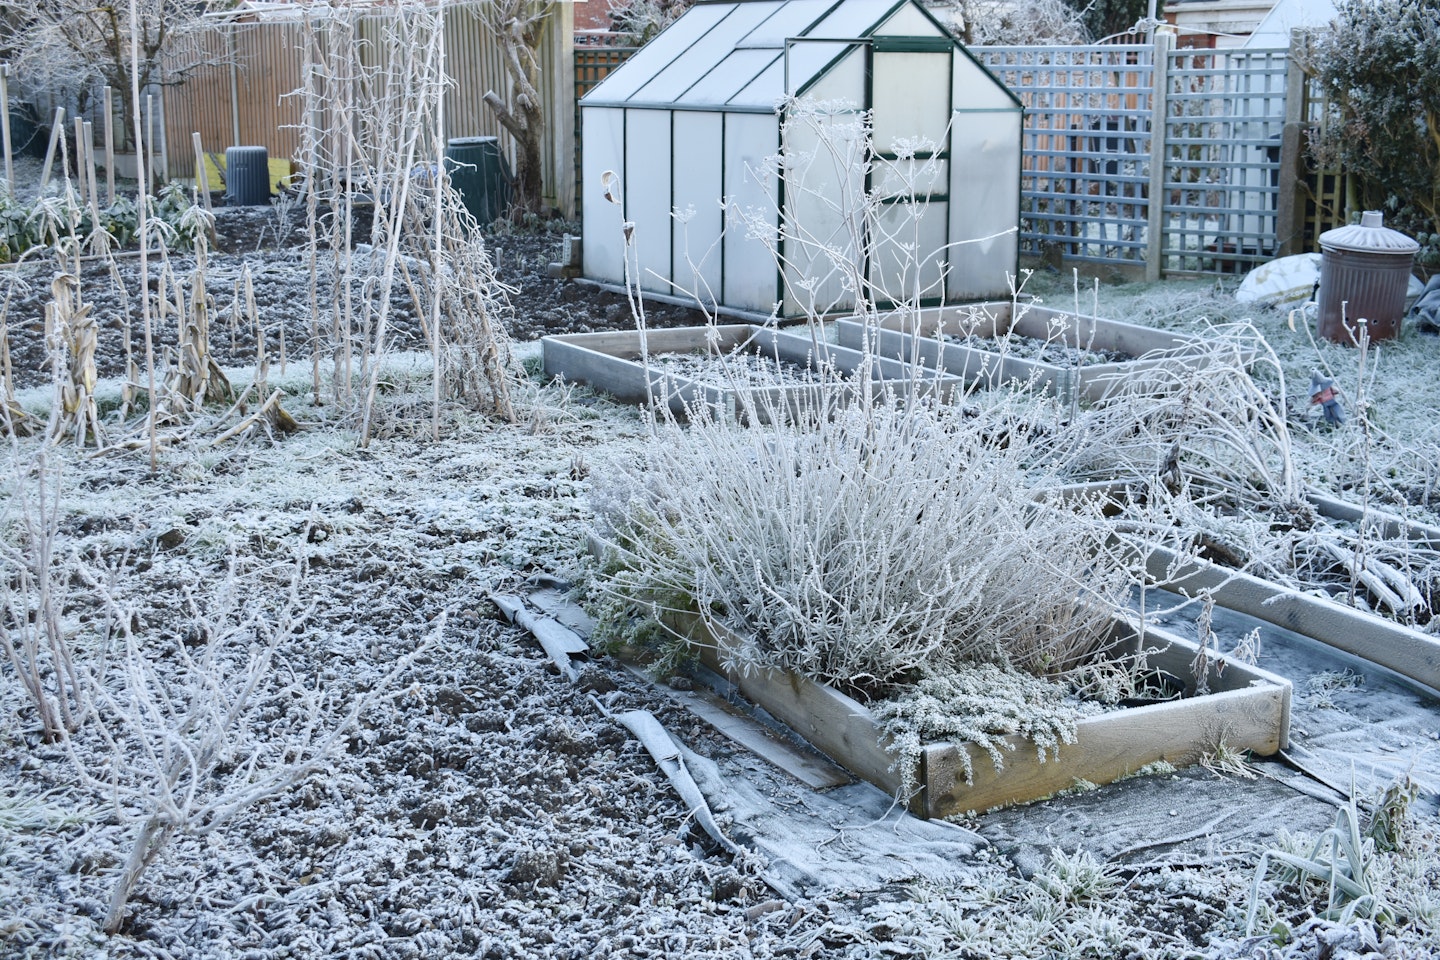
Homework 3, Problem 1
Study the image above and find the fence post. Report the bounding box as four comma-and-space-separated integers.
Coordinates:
1275, 28, 1309, 257
554, 0, 576, 219
0, 65, 11, 198
1145, 30, 1172, 282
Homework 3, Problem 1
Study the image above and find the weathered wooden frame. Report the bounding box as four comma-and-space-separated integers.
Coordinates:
541, 324, 962, 420
663, 609, 1291, 819
834, 301, 1200, 404
1059, 483, 1440, 697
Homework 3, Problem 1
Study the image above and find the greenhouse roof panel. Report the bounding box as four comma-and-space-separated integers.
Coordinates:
581, 2, 733, 104
734, 0, 837, 47
676, 48, 783, 106
730, 56, 786, 107
631, 2, 787, 103
803, 0, 902, 40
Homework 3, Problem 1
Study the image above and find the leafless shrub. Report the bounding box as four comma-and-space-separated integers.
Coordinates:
0, 440, 85, 741
69, 549, 439, 933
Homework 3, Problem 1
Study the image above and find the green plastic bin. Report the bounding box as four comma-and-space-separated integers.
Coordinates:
443, 137, 512, 226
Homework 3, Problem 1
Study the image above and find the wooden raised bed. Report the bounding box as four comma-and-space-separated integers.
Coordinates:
1144, 544, 1440, 699
834, 302, 1200, 405
663, 610, 1291, 818
1053, 482, 1440, 697
541, 324, 960, 420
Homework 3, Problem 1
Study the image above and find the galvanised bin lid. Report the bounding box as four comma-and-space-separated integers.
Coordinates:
1319, 211, 1419, 254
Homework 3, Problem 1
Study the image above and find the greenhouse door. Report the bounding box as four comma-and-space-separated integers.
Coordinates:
867, 40, 952, 305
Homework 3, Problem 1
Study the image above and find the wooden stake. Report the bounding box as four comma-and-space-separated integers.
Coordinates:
145, 96, 156, 194
74, 117, 87, 202
0, 65, 12, 198
103, 86, 116, 205
84, 121, 101, 220
192, 131, 213, 213
158, 89, 170, 184
39, 106, 66, 192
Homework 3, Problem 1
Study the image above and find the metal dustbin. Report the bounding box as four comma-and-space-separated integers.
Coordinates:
1316, 211, 1419, 343
443, 137, 512, 226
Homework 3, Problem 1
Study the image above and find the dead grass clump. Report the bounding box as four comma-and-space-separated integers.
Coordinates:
593, 386, 1132, 700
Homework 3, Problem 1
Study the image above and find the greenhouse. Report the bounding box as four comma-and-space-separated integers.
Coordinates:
580, 0, 1023, 318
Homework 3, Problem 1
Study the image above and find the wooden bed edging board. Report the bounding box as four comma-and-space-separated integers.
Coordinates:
1308, 491, 1440, 551
834, 304, 1201, 405
1143, 544, 1440, 698
541, 324, 963, 420
661, 610, 1290, 819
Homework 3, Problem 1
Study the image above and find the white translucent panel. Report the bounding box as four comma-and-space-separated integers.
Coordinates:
581, 107, 627, 284
789, 43, 865, 100
722, 113, 782, 313
780, 104, 867, 315
676, 49, 780, 106
736, 0, 834, 47
730, 58, 785, 108
876, 3, 945, 36
947, 109, 1021, 301
873, 157, 950, 199
807, 0, 890, 42
869, 200, 951, 304
952, 53, 1022, 111
872, 51, 952, 151
625, 109, 673, 287
632, 2, 784, 103
671, 111, 724, 304
584, 4, 733, 105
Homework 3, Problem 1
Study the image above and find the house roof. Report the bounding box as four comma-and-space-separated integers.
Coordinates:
582, 0, 1013, 111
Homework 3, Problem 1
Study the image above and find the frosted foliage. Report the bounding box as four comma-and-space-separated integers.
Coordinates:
871, 663, 1098, 791
596, 390, 1132, 695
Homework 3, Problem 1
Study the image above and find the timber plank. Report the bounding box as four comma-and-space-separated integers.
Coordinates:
663, 609, 1290, 817
1145, 545, 1440, 698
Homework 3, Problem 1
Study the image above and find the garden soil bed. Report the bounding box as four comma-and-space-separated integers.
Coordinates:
836, 302, 1201, 404
664, 610, 1291, 818
542, 324, 959, 420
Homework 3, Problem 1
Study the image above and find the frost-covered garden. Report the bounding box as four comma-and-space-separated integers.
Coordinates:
5, 0, 1440, 956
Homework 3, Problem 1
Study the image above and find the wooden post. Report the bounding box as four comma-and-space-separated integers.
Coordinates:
103, 86, 116, 205
1275, 28, 1310, 257
228, 26, 242, 149
192, 131, 214, 213
554, 0, 577, 218
145, 95, 156, 194
39, 106, 66, 192
73, 117, 90, 209
84, 121, 101, 220
158, 89, 170, 184
0, 65, 12, 198
1145, 30, 1172, 283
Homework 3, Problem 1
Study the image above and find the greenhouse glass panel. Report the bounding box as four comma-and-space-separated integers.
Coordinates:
632, 3, 784, 103
584, 4, 731, 105
672, 111, 725, 303
782, 105, 867, 315
581, 107, 627, 284
625, 109, 673, 283
730, 58, 786, 109
808, 0, 894, 42
676, 49, 781, 107
723, 112, 782, 312
947, 109, 1021, 301
874, 156, 950, 200
876, 3, 945, 35
787, 41, 865, 99
952, 55, 1023, 111
872, 51, 952, 151
736, 0, 834, 47
869, 201, 951, 304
